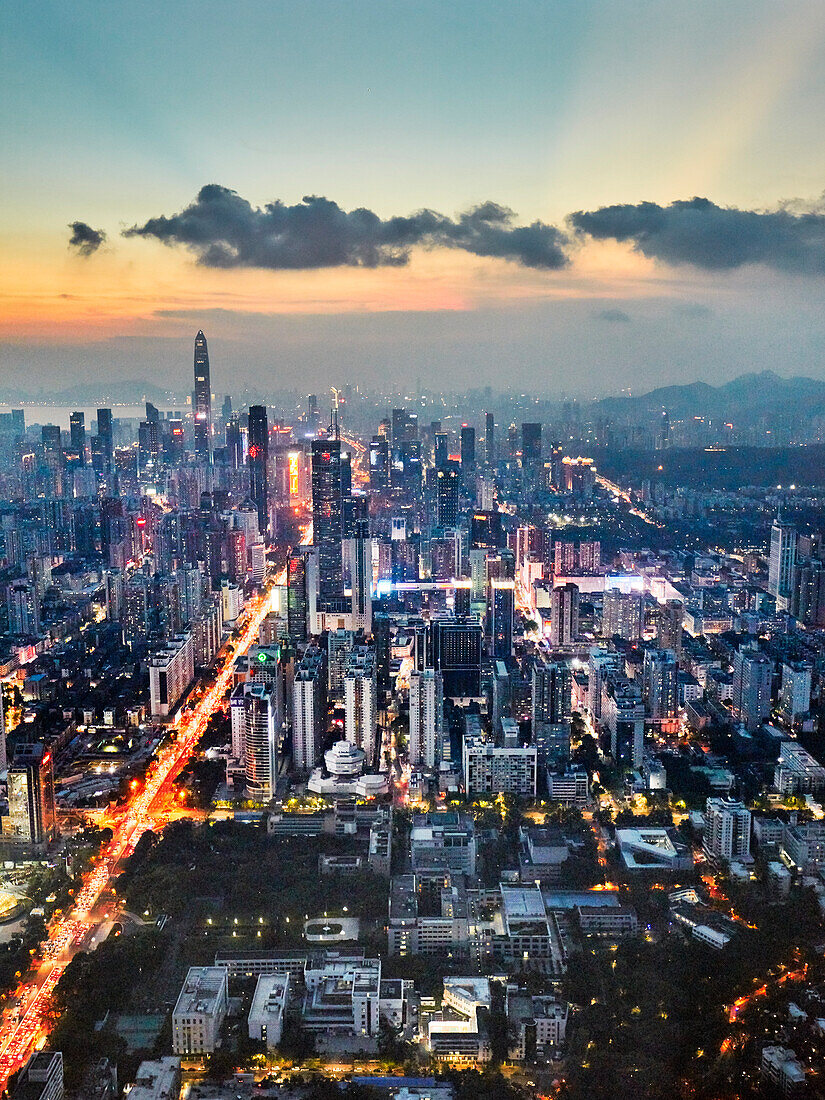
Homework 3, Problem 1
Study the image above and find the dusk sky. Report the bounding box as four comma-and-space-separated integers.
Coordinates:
3, 0, 825, 395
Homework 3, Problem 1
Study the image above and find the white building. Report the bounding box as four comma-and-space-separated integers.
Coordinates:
302, 954, 382, 1037
344, 649, 378, 762
428, 977, 492, 1064
462, 737, 537, 797
704, 798, 751, 862
172, 967, 229, 1055
616, 827, 694, 872
506, 989, 568, 1061
761, 1045, 806, 1096
773, 740, 825, 795
292, 663, 325, 770
148, 634, 194, 718
247, 974, 290, 1050
221, 579, 244, 624
409, 669, 443, 769
768, 517, 797, 610
779, 662, 812, 723
550, 583, 579, 647
13, 1052, 63, 1100
125, 1058, 181, 1100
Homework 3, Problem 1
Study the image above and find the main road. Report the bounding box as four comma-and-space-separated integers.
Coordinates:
0, 526, 312, 1086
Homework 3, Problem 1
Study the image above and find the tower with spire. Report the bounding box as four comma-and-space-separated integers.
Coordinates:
193, 330, 212, 465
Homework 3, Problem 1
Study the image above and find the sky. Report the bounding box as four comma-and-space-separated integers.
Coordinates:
2, 0, 825, 396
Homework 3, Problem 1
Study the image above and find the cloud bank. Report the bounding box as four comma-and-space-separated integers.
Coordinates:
569, 196, 825, 275
68, 221, 106, 256
123, 185, 570, 270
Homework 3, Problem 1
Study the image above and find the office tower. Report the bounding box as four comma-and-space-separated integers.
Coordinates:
532, 660, 572, 726
344, 649, 378, 762
247, 404, 269, 534
122, 575, 151, 642
462, 737, 537, 797
40, 424, 63, 496
69, 411, 86, 465
704, 798, 751, 861
373, 612, 391, 697
433, 432, 450, 469
485, 412, 495, 465
428, 615, 483, 698
643, 648, 679, 722
345, 514, 373, 633
311, 438, 344, 599
602, 588, 643, 641
488, 550, 515, 658
430, 531, 461, 579
768, 514, 797, 610
521, 422, 542, 468
96, 408, 113, 473
166, 416, 185, 463
2, 744, 56, 849
287, 547, 315, 642
732, 649, 772, 731
369, 436, 389, 491
11, 1051, 63, 1100
242, 682, 280, 799
292, 662, 325, 770
7, 580, 40, 635
779, 661, 812, 723
460, 425, 475, 468
138, 417, 161, 467
193, 330, 212, 463
392, 407, 417, 445
436, 462, 461, 527
550, 583, 579, 647
409, 668, 443, 768
470, 510, 504, 550
225, 415, 243, 471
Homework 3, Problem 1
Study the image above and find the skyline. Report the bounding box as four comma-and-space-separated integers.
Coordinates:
3, 1, 825, 392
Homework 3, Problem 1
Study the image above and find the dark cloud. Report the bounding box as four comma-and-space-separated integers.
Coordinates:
569, 196, 825, 275
596, 308, 631, 323
68, 221, 106, 256
122, 185, 570, 270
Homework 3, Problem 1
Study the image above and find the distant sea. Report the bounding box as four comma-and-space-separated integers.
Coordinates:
0, 403, 188, 430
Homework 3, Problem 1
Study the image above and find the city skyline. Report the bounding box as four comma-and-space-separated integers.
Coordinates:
3, 1, 825, 393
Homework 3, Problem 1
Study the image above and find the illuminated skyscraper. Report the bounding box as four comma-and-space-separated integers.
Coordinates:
247, 405, 269, 533
311, 438, 344, 598
193, 330, 212, 463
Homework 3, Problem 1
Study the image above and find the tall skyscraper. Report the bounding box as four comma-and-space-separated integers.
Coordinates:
311, 438, 344, 598
436, 462, 461, 528
2, 744, 56, 850
69, 412, 86, 465
368, 436, 389, 491
521, 422, 542, 468
485, 411, 495, 466
96, 408, 113, 473
643, 648, 679, 722
732, 648, 772, 731
193, 330, 212, 463
603, 588, 643, 641
345, 512, 373, 633
247, 405, 269, 533
428, 615, 483, 698
344, 649, 378, 762
704, 798, 751, 861
292, 662, 325, 771
769, 514, 797, 610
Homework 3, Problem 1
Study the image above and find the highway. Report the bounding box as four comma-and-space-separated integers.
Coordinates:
0, 523, 313, 1086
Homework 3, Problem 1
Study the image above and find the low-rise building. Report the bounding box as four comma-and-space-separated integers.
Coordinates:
123, 1058, 181, 1100
247, 974, 290, 1050
410, 812, 477, 876
427, 977, 492, 1064
506, 988, 568, 1061
546, 766, 589, 806
576, 905, 639, 937
616, 827, 694, 872
172, 966, 229, 1055
760, 1046, 806, 1096
774, 740, 825, 796
462, 737, 537, 797
781, 821, 825, 874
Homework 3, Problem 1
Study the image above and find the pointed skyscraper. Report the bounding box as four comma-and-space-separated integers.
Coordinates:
193, 330, 212, 463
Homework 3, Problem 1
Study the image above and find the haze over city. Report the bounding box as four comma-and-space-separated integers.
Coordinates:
4, 5, 825, 1100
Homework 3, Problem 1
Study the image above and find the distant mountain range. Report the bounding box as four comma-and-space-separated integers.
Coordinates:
595, 371, 825, 423
0, 380, 183, 405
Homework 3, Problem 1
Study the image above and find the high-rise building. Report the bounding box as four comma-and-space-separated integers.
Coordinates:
428, 616, 483, 698
488, 551, 515, 658
96, 408, 113, 473
2, 744, 56, 850
532, 660, 572, 726
521, 423, 542, 468
643, 648, 679, 722
226, 414, 243, 471
193, 330, 212, 463
704, 798, 751, 861
485, 412, 495, 466
7, 580, 40, 635
344, 649, 378, 762
409, 669, 443, 769
656, 600, 684, 656
732, 648, 772, 731
247, 405, 269, 534
368, 436, 389, 491
435, 462, 461, 528
149, 635, 195, 718
769, 515, 797, 610
602, 589, 643, 641
69, 411, 86, 465
328, 628, 354, 703
312, 439, 344, 599
243, 681, 280, 799
603, 677, 645, 767
779, 661, 812, 723
292, 654, 325, 771
790, 558, 825, 626
287, 547, 316, 642
373, 612, 391, 697
345, 514, 373, 633
550, 583, 579, 647
433, 432, 450, 469
11, 1051, 63, 1100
